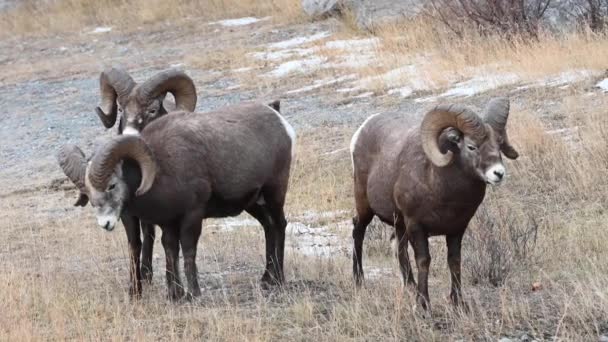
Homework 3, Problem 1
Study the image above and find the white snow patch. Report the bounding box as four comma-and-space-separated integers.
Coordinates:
293, 210, 349, 222
286, 74, 356, 94
206, 217, 259, 232
89, 26, 112, 34
170, 63, 184, 68
233, 67, 253, 73
539, 69, 599, 87
596, 78, 608, 91
251, 48, 314, 61
325, 38, 379, 50
544, 69, 598, 87
439, 72, 520, 98
388, 86, 414, 98
286, 221, 350, 258
266, 57, 327, 78
336, 86, 363, 93
209, 16, 269, 27
268, 32, 331, 49
357, 63, 435, 92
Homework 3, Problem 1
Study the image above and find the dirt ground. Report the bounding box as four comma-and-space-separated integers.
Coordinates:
1, 13, 608, 341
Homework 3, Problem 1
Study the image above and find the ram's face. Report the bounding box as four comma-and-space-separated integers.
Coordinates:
85, 164, 129, 231
459, 128, 505, 185
119, 96, 164, 135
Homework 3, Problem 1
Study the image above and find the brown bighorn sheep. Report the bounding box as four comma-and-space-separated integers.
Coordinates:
350, 97, 518, 311
95, 68, 197, 135
58, 101, 295, 300
81, 67, 197, 285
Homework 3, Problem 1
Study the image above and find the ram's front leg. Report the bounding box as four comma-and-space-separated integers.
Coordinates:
446, 231, 468, 311
122, 214, 143, 299
140, 221, 155, 283
409, 222, 431, 312
161, 226, 184, 301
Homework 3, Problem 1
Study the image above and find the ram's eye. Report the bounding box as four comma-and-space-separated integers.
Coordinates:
467, 145, 477, 151
147, 109, 156, 115
108, 184, 116, 191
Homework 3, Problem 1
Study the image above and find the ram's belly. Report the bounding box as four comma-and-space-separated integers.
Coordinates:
204, 189, 261, 218
406, 202, 479, 236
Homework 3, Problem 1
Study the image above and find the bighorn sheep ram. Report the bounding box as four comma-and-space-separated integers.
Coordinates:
58, 100, 295, 300
95, 67, 197, 135
350, 97, 518, 311
78, 68, 197, 285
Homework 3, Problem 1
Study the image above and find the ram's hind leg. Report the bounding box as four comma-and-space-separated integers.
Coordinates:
261, 184, 289, 285
246, 203, 282, 285
352, 181, 373, 287
395, 215, 416, 287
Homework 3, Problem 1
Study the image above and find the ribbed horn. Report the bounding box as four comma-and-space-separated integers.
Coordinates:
421, 104, 486, 167
88, 135, 156, 196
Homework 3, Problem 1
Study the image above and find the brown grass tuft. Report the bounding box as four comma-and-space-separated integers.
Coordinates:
0, 0, 304, 37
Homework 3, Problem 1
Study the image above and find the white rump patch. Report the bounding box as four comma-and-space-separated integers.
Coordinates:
265, 104, 297, 158
349, 113, 379, 172
122, 126, 140, 136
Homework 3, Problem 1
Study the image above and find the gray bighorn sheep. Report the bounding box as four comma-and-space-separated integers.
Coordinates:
58, 101, 295, 300
95, 68, 197, 135
85, 68, 197, 284
349, 97, 518, 311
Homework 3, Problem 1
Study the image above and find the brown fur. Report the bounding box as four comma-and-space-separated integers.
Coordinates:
61, 101, 294, 300
351, 100, 517, 311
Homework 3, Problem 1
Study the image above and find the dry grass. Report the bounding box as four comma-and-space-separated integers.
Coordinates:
2, 95, 608, 340
350, 17, 608, 93
0, 0, 303, 37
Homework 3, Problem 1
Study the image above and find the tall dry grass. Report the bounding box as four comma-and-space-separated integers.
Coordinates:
354, 16, 608, 93
0, 0, 303, 37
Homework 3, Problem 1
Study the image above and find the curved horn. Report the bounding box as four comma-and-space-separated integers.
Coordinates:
482, 97, 519, 160
137, 70, 196, 112
57, 145, 89, 206
88, 135, 156, 196
96, 68, 136, 128
421, 104, 487, 167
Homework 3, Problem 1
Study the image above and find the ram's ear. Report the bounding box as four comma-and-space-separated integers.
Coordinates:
445, 127, 461, 144
74, 192, 89, 207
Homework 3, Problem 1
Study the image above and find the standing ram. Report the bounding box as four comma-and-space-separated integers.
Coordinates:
58, 101, 295, 300
349, 97, 519, 311
73, 68, 198, 287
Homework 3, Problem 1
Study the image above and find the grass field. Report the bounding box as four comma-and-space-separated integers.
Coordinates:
1, 0, 608, 341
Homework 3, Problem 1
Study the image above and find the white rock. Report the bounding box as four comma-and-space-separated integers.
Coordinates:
596, 78, 608, 92
302, 0, 340, 17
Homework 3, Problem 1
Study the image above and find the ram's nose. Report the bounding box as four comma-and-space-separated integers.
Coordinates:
97, 216, 117, 231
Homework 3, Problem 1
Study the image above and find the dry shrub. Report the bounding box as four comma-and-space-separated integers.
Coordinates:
464, 101, 608, 287
465, 205, 540, 287
426, 0, 551, 38
0, 0, 303, 37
